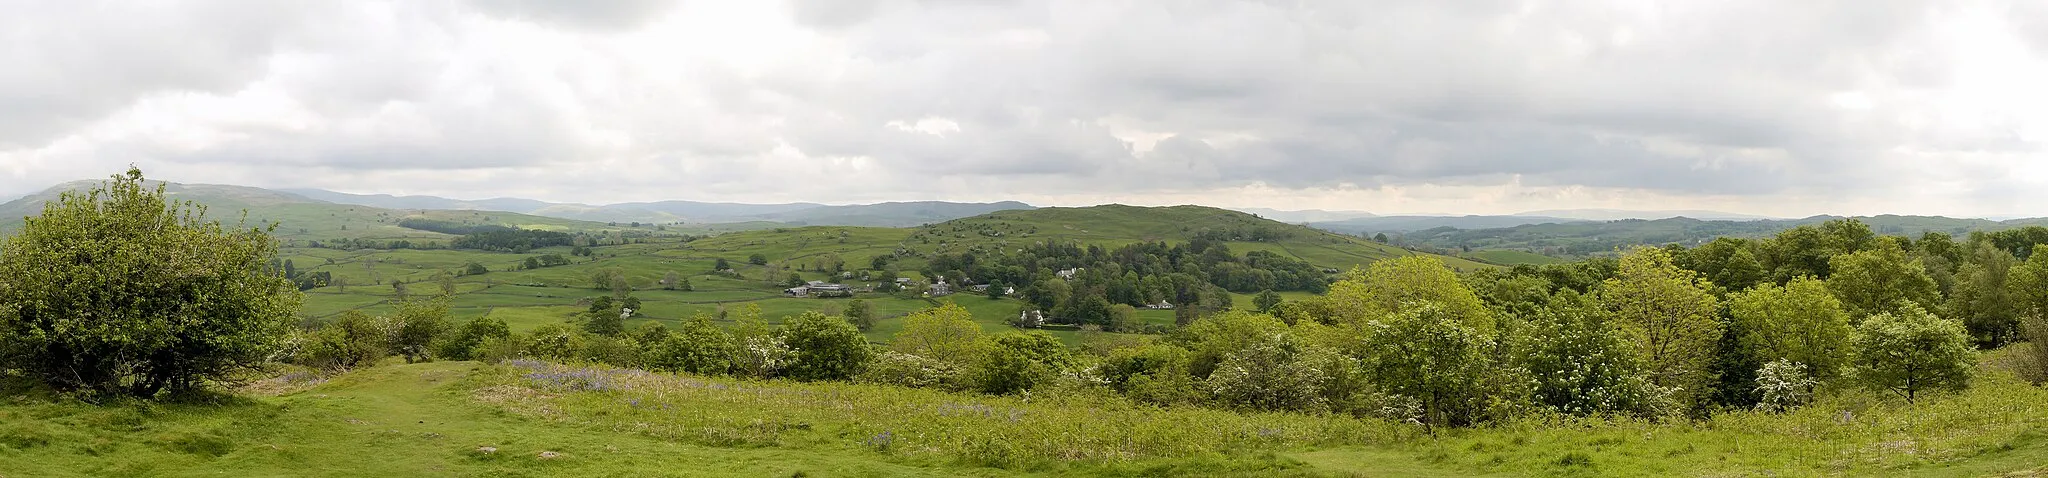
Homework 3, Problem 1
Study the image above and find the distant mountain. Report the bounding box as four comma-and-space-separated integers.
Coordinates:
281, 188, 556, 213
1231, 207, 1377, 223
1512, 209, 1778, 221
1309, 215, 1590, 234
759, 201, 1035, 227
105, 187, 1033, 228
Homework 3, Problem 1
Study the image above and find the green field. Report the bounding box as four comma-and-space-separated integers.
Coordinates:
285, 204, 1498, 349
5, 359, 2046, 477
1461, 250, 1566, 266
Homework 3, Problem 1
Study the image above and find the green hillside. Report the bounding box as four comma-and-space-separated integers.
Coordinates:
1398, 214, 2027, 257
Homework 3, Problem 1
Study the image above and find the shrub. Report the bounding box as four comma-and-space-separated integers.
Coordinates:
390, 298, 452, 363
638, 317, 735, 375
1207, 333, 1330, 413
1753, 359, 1817, 413
857, 352, 965, 389
1099, 344, 1199, 406
733, 335, 792, 379
971, 332, 1072, 395
578, 335, 642, 367
303, 311, 388, 371
439, 316, 512, 361
526, 324, 585, 361
0, 168, 301, 396
779, 312, 873, 381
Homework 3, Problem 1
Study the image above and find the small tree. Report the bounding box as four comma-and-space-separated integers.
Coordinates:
1252, 289, 1283, 314
643, 314, 734, 375
663, 271, 681, 290
438, 315, 511, 361
1852, 304, 1975, 403
845, 299, 876, 331
893, 304, 985, 366
0, 168, 301, 396
778, 311, 872, 381
1207, 332, 1330, 412
714, 257, 732, 271
304, 311, 389, 371
390, 298, 452, 363
584, 308, 626, 337
749, 253, 768, 265
970, 332, 1071, 395
463, 262, 489, 276
783, 272, 807, 288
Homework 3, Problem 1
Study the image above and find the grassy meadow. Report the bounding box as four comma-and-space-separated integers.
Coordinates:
5, 357, 2047, 477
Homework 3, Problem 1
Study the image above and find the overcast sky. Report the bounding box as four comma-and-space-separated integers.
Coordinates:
3, 1, 2046, 217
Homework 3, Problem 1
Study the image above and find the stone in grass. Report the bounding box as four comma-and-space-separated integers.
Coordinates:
538, 451, 563, 460
476, 446, 497, 454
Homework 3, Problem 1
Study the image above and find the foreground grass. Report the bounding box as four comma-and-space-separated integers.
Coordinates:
5, 362, 2048, 477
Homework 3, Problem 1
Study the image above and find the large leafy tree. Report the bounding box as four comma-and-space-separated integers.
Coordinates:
1728, 277, 1854, 380
0, 168, 301, 396
1599, 247, 1721, 409
1851, 304, 1975, 403
1828, 241, 1939, 321
1946, 243, 2020, 347
1321, 256, 1493, 333
890, 303, 986, 366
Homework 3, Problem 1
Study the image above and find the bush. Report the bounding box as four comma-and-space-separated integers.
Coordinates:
856, 352, 965, 390
1753, 359, 1817, 413
439, 316, 512, 361
970, 332, 1071, 395
637, 317, 735, 375
302, 312, 388, 371
0, 168, 302, 396
526, 324, 585, 361
578, 335, 642, 367
778, 312, 873, 381
1099, 344, 1198, 406
1206, 333, 1331, 413
390, 298, 451, 363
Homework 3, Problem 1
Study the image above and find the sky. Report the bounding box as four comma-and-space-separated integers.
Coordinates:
3, 1, 2047, 217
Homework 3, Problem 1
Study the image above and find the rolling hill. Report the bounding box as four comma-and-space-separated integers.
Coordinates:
286, 188, 1034, 227
1396, 214, 2027, 257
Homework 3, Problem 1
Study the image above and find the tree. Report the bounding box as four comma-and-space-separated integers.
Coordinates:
1599, 247, 1722, 409
1359, 303, 1504, 427
1828, 241, 1939, 321
1514, 291, 1668, 418
985, 280, 1008, 299
662, 271, 681, 290
1728, 277, 1854, 380
392, 281, 409, 301
845, 299, 876, 331
1321, 256, 1494, 333
714, 257, 732, 271
438, 315, 511, 361
0, 168, 302, 396
641, 314, 735, 375
1851, 304, 1975, 403
523, 257, 542, 270
1372, 233, 1390, 243
389, 297, 452, 363
1252, 289, 1283, 314
676, 276, 693, 291
748, 253, 768, 265
1207, 332, 1332, 413
1947, 243, 2021, 347
891, 304, 985, 365
782, 272, 806, 288
437, 272, 457, 296
463, 262, 489, 276
583, 301, 626, 337
1172, 310, 1291, 378
778, 311, 872, 381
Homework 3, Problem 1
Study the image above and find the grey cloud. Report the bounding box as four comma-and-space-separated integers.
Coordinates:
465, 0, 680, 30
0, 2, 332, 147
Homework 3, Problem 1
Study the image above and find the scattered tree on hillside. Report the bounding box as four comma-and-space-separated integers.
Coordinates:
1827, 241, 1939, 321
